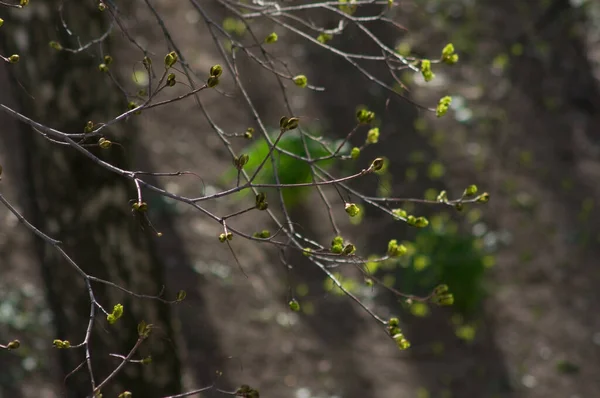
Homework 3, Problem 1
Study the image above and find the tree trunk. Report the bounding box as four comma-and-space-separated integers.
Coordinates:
2, 2, 181, 397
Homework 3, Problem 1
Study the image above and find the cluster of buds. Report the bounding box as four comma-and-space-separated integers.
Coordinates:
365, 127, 379, 145
441, 43, 459, 65
406, 215, 429, 228
219, 232, 233, 242
436, 96, 452, 117
255, 192, 268, 211
420, 59, 434, 82
330, 236, 356, 255
107, 303, 124, 324
137, 320, 153, 339
431, 284, 454, 306
53, 339, 71, 349
356, 108, 375, 124
253, 230, 271, 239
387, 239, 407, 257
387, 317, 410, 350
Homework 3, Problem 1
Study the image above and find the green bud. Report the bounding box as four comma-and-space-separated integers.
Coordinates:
279, 116, 289, 130
98, 138, 112, 149
406, 215, 416, 225
345, 203, 360, 217
164, 51, 178, 68
387, 239, 407, 257
141, 356, 152, 365
98, 63, 109, 72
436, 190, 448, 203
332, 236, 344, 246
210, 64, 223, 78
364, 277, 374, 287
236, 386, 252, 395
433, 284, 449, 296
137, 320, 152, 338
392, 208, 407, 219
441, 43, 454, 58
393, 333, 411, 350
366, 127, 380, 144
166, 73, 176, 87
350, 147, 360, 159
255, 192, 268, 211
420, 59, 434, 82
84, 121, 94, 133
289, 298, 300, 312
293, 74, 308, 88
264, 32, 278, 44
176, 290, 187, 302
441, 43, 459, 65
454, 202, 464, 211
49, 41, 62, 50
0, 19, 4, 28
235, 154, 249, 169
477, 192, 490, 203
303, 248, 312, 257
356, 108, 375, 124
6, 340, 20, 350
339, 0, 357, 15
259, 230, 270, 238
342, 243, 356, 255
207, 76, 219, 88
414, 216, 429, 228
118, 392, 132, 398
281, 117, 299, 131
317, 33, 332, 43
388, 317, 400, 327
436, 96, 452, 117
226, 232, 233, 241
107, 304, 123, 324
143, 56, 152, 69
371, 157, 384, 171
8, 54, 19, 64
131, 202, 148, 212
103, 55, 113, 65
20, 0, 29, 6
98, 2, 106, 11
331, 244, 343, 254
433, 293, 454, 306
464, 184, 478, 197
53, 339, 71, 349
218, 233, 227, 242
244, 127, 254, 139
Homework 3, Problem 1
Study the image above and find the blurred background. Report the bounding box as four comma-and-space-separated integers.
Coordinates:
1, 0, 600, 397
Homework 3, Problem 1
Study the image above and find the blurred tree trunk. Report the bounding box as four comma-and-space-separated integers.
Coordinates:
2, 3, 181, 397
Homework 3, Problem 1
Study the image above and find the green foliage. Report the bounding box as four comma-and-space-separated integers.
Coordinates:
223, 127, 346, 207
436, 96, 452, 117
389, 213, 488, 315
420, 59, 434, 82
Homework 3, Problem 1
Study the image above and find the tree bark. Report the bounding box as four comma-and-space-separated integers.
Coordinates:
2, 2, 181, 397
